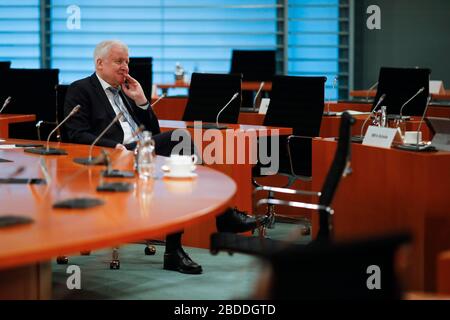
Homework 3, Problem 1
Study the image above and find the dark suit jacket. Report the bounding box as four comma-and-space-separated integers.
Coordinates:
64, 73, 176, 156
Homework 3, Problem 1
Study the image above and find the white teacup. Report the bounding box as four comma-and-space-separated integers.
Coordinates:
404, 131, 422, 144
166, 154, 197, 176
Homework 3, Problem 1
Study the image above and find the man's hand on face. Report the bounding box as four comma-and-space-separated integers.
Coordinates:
121, 74, 148, 106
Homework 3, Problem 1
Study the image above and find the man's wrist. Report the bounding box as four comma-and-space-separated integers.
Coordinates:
137, 99, 149, 106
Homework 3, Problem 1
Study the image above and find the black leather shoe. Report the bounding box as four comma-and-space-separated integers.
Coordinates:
216, 207, 270, 233
163, 248, 203, 274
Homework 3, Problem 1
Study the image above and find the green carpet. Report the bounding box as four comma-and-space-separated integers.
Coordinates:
51, 222, 310, 300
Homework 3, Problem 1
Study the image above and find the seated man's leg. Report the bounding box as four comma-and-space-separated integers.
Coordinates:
155, 130, 269, 232
164, 232, 203, 274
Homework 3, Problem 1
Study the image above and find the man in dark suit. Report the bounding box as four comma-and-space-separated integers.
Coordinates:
64, 40, 268, 275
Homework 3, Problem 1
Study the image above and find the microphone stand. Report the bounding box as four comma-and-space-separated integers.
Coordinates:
323, 76, 337, 116
0, 96, 12, 114
252, 82, 265, 112
101, 125, 145, 178
96, 149, 135, 192
53, 152, 107, 209
365, 81, 378, 103
25, 105, 81, 155
150, 93, 166, 108
73, 111, 122, 165
351, 93, 386, 143
395, 96, 434, 152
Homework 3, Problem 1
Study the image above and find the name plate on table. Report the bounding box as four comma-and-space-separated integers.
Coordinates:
362, 126, 403, 149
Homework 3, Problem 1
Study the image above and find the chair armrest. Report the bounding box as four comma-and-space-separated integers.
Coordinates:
256, 198, 333, 215
254, 185, 321, 197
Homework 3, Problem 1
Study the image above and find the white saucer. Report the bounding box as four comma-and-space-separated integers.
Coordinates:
161, 164, 196, 172
163, 171, 197, 179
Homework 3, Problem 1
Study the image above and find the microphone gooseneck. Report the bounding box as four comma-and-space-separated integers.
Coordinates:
399, 87, 425, 118
253, 82, 265, 111
87, 111, 123, 160
216, 92, 239, 129
366, 81, 378, 103
360, 93, 386, 138
45, 105, 81, 151
415, 95, 432, 145
150, 93, 166, 108
0, 96, 11, 114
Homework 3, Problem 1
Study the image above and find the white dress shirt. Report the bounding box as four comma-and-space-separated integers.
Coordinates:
96, 73, 149, 144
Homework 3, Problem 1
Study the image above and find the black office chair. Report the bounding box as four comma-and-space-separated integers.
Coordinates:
211, 111, 355, 254
257, 233, 411, 299
129, 57, 153, 100
230, 50, 276, 109
182, 72, 242, 124
372, 67, 431, 116
253, 75, 326, 232
0, 61, 11, 108
5, 68, 59, 140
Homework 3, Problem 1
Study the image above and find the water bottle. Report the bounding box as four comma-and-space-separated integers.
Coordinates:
174, 62, 185, 82
136, 131, 155, 180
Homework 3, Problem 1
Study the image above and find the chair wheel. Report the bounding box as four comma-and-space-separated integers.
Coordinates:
56, 256, 68, 264
301, 226, 311, 236
227, 251, 234, 256
110, 260, 120, 269
80, 251, 91, 255
144, 245, 156, 255
210, 249, 219, 255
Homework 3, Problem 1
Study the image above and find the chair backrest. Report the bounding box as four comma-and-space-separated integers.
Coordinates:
182, 72, 242, 123
129, 57, 153, 100
55, 84, 69, 142
264, 75, 326, 136
0, 61, 11, 106
373, 67, 431, 116
316, 111, 355, 240
230, 50, 276, 82
261, 75, 326, 177
6, 68, 59, 140
0, 61, 10, 74
266, 233, 411, 299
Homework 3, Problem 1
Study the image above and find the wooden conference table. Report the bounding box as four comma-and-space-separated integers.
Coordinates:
0, 114, 36, 138
157, 81, 272, 95
157, 120, 292, 248
350, 89, 450, 101
0, 139, 236, 299
311, 138, 450, 292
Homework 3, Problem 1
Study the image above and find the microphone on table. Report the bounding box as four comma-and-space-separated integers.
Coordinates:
395, 95, 433, 152
351, 93, 386, 143
96, 149, 135, 192
150, 93, 166, 108
73, 111, 123, 165
0, 96, 12, 114
323, 76, 338, 116
53, 151, 108, 209
398, 87, 425, 119
192, 92, 240, 130
415, 95, 432, 145
101, 124, 145, 178
252, 81, 265, 112
25, 105, 81, 155
365, 81, 378, 103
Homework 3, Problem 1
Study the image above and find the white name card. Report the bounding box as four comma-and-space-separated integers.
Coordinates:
429, 80, 445, 95
362, 126, 403, 149
258, 98, 270, 115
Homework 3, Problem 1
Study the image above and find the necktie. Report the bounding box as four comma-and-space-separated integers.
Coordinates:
107, 87, 142, 140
